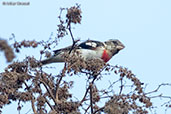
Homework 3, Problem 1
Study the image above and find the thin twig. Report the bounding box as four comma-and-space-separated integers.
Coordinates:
149, 94, 171, 99
68, 24, 78, 54
78, 65, 107, 108
55, 65, 66, 101
84, 105, 91, 114
78, 77, 97, 107
145, 83, 171, 95
58, 8, 65, 19
31, 98, 37, 114
39, 66, 58, 105
108, 79, 120, 89
119, 77, 124, 95
93, 106, 105, 114
44, 97, 55, 111
68, 24, 74, 44
78, 86, 90, 106
24, 82, 37, 114
40, 79, 57, 105
90, 83, 93, 114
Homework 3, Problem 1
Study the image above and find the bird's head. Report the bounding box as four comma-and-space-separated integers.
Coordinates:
104, 39, 125, 56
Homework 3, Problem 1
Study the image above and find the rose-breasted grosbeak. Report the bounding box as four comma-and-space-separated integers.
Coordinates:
40, 39, 125, 65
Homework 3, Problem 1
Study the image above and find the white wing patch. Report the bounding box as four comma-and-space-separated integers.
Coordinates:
85, 42, 97, 48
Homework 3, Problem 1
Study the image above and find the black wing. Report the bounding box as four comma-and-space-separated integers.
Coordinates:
53, 40, 104, 55
78, 40, 104, 50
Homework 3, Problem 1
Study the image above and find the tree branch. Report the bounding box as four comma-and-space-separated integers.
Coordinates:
89, 83, 93, 114
31, 97, 37, 114
44, 97, 55, 111
93, 106, 105, 114
119, 77, 124, 95
78, 86, 90, 107
67, 24, 79, 54
55, 66, 66, 101
145, 83, 171, 95
23, 82, 37, 114
40, 79, 58, 105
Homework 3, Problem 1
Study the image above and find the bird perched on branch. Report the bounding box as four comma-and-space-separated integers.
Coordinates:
40, 39, 125, 65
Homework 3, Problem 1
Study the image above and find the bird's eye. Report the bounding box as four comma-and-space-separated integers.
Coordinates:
112, 41, 118, 45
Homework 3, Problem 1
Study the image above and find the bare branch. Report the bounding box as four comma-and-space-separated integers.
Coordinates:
40, 79, 57, 104
44, 97, 55, 111
89, 83, 93, 114
145, 83, 171, 95
78, 86, 90, 107
55, 67, 66, 101
119, 77, 124, 95
31, 97, 37, 114
23, 82, 37, 114
67, 24, 80, 54
93, 106, 105, 114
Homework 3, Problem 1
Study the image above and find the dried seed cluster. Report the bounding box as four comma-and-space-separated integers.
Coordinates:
64, 52, 106, 76
13, 40, 39, 52
66, 6, 82, 24
57, 21, 67, 38
57, 5, 82, 38
102, 66, 153, 114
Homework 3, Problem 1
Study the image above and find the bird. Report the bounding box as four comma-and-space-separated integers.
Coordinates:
39, 39, 125, 65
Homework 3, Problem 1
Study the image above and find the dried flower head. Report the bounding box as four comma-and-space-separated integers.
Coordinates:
66, 5, 82, 24
63, 52, 106, 76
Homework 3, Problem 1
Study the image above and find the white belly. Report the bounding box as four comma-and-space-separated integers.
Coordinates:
78, 49, 103, 60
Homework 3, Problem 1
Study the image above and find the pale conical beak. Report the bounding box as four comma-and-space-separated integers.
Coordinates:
116, 44, 125, 50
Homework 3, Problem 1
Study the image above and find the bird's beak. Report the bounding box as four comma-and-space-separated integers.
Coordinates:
116, 44, 125, 50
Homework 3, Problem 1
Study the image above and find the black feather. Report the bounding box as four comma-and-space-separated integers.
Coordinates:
78, 40, 104, 50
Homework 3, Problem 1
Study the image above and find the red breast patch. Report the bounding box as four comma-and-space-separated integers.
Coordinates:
101, 50, 110, 62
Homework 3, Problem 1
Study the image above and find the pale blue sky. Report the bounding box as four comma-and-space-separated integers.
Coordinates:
1, 0, 171, 113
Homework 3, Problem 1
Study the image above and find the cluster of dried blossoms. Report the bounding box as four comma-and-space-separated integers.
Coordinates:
57, 4, 82, 38
63, 51, 106, 76
0, 56, 80, 113
103, 66, 152, 114
66, 5, 82, 24
13, 40, 39, 52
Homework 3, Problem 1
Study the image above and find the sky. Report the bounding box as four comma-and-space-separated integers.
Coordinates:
0, 0, 171, 113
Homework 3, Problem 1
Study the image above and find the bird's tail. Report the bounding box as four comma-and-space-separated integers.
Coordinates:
31, 55, 64, 68
39, 55, 65, 66
31, 58, 54, 68
40, 58, 54, 65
